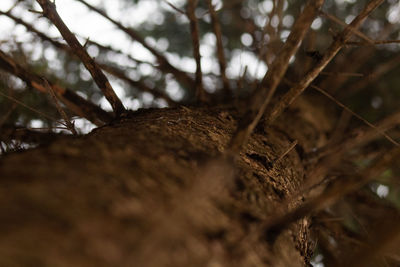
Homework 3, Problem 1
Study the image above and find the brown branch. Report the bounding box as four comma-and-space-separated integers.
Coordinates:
283, 79, 400, 148
264, 147, 400, 243
0, 10, 69, 51
163, 0, 186, 15
0, 124, 72, 144
98, 63, 177, 106
228, 0, 324, 154
83, 38, 152, 66
187, 0, 205, 102
341, 53, 400, 97
264, 0, 385, 126
36, 0, 126, 116
272, 140, 297, 166
319, 22, 394, 94
207, 0, 230, 94
312, 84, 399, 147
320, 11, 374, 44
43, 79, 77, 135
0, 90, 58, 123
1, 11, 175, 105
319, 71, 364, 77
0, 102, 17, 129
74, 0, 195, 90
346, 39, 400, 45
258, 0, 284, 66
0, 49, 111, 125
303, 109, 400, 195
342, 219, 400, 267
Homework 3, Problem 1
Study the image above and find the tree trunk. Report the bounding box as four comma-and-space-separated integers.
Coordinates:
0, 100, 330, 266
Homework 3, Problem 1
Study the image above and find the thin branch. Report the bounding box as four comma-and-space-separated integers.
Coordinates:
36, 0, 126, 116
82, 38, 153, 66
207, 0, 230, 94
319, 22, 394, 94
228, 0, 324, 154
0, 11, 174, 104
302, 109, 400, 196
0, 10, 69, 50
283, 79, 400, 148
98, 63, 177, 105
186, 0, 205, 102
342, 219, 400, 267
163, 0, 186, 15
43, 79, 77, 135
346, 39, 400, 45
264, 148, 400, 243
341, 53, 400, 97
313, 84, 399, 147
74, 0, 195, 90
0, 102, 17, 129
0, 125, 72, 144
264, 0, 385, 126
0, 90, 58, 122
319, 71, 364, 77
0, 49, 111, 125
320, 11, 374, 44
272, 140, 297, 166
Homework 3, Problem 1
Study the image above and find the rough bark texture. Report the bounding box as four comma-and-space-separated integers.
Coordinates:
0, 99, 331, 266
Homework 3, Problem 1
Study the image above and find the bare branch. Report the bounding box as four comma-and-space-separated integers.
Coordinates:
0, 125, 72, 144
0, 50, 111, 125
74, 0, 195, 91
43, 79, 78, 135
342, 53, 400, 97
187, 0, 205, 102
207, 0, 230, 94
228, 0, 324, 153
302, 109, 400, 196
320, 11, 374, 44
283, 79, 400, 148
98, 63, 177, 106
319, 22, 394, 93
0, 90, 58, 123
0, 10, 69, 51
264, 148, 400, 243
163, 0, 186, 15
346, 39, 400, 45
0, 11, 174, 105
265, 0, 385, 126
36, 0, 126, 116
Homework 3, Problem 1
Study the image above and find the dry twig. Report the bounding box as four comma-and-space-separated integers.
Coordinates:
187, 0, 206, 102
43, 79, 77, 135
0, 90, 58, 123
320, 11, 374, 44
228, 0, 324, 153
264, 148, 400, 242
0, 50, 111, 125
36, 0, 126, 116
74, 0, 195, 90
265, 0, 385, 125
0, 11, 174, 104
207, 0, 230, 94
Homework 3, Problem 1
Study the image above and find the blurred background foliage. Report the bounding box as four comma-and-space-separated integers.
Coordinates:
0, 0, 400, 265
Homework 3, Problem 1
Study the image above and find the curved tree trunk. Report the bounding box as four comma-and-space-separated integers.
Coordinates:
0, 101, 329, 266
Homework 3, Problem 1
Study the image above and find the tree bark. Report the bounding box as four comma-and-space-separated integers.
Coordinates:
0, 100, 330, 266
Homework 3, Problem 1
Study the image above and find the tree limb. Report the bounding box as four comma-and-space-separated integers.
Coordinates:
75, 0, 196, 91
228, 0, 324, 153
187, 0, 206, 102
265, 0, 385, 125
0, 50, 112, 125
36, 0, 126, 116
